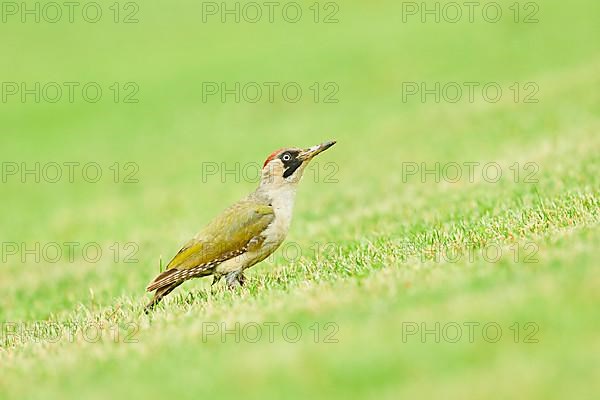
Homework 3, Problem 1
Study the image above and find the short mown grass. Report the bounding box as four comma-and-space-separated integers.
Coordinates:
1, 1, 599, 399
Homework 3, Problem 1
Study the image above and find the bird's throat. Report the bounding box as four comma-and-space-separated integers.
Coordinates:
255, 184, 297, 230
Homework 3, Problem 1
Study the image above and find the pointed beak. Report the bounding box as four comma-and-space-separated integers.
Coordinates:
299, 140, 336, 161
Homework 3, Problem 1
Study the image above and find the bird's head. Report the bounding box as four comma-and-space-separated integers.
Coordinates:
260, 140, 336, 187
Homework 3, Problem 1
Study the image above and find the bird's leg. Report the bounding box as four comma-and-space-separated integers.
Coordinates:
225, 271, 245, 289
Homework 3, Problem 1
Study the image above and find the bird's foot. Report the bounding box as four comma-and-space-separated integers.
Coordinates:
225, 271, 246, 289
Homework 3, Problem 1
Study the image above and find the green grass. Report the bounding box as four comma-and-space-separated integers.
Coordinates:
1, 0, 599, 398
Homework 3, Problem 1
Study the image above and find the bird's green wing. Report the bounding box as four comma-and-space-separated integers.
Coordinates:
146, 201, 273, 292
166, 201, 274, 271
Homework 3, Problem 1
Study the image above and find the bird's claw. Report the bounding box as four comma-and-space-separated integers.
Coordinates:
225, 272, 246, 289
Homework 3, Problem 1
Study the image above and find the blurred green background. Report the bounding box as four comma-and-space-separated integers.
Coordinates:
0, 0, 599, 398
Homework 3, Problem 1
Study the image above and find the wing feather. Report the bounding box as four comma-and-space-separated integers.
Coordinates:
146, 201, 273, 291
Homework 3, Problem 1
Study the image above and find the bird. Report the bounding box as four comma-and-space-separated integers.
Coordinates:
144, 140, 336, 311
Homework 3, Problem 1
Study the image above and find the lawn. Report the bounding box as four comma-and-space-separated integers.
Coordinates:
1, 1, 599, 398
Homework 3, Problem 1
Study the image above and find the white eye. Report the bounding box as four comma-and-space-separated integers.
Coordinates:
282, 153, 291, 162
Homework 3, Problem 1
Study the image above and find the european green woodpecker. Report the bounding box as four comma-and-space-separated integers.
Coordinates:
145, 140, 336, 311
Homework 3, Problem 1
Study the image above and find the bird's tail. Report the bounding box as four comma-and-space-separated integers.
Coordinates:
144, 281, 182, 313
146, 268, 180, 292
144, 266, 215, 313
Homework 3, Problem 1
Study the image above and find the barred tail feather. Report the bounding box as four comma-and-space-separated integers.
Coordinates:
146, 269, 180, 292
144, 250, 245, 312
144, 281, 182, 313
144, 267, 216, 313
146, 264, 217, 293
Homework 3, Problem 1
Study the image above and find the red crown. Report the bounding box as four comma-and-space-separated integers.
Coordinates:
263, 149, 284, 168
